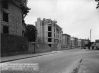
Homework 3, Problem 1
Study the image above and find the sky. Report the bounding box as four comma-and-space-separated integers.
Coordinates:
25, 0, 99, 41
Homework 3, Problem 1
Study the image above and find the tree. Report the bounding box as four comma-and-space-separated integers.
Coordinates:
95, 0, 99, 8
24, 24, 37, 42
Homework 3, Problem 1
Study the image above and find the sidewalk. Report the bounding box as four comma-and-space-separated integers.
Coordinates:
0, 51, 59, 63
0, 49, 84, 63
78, 51, 99, 73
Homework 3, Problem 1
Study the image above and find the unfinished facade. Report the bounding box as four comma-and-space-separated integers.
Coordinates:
36, 18, 63, 50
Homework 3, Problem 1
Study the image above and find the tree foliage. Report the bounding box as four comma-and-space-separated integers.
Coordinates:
24, 25, 37, 42
95, 0, 99, 8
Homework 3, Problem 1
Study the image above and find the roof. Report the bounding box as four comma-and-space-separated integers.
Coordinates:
95, 40, 99, 43
62, 34, 70, 37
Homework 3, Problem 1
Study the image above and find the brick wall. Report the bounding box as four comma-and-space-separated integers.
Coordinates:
1, 34, 28, 57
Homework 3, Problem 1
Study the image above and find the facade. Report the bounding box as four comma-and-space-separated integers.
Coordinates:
78, 39, 82, 48
62, 34, 71, 49
70, 37, 78, 48
0, 0, 29, 56
70, 37, 75, 48
0, 0, 29, 36
80, 39, 85, 48
84, 39, 90, 45
95, 40, 99, 49
78, 39, 90, 49
35, 18, 63, 50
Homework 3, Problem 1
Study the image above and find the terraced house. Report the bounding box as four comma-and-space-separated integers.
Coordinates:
0, 0, 29, 56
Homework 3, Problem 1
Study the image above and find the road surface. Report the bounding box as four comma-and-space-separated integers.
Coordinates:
1, 49, 88, 73
78, 50, 99, 73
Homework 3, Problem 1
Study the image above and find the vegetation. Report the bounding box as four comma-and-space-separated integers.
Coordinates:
95, 0, 99, 8
24, 24, 37, 42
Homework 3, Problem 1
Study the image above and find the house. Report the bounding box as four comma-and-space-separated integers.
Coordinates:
0, 0, 29, 36
0, 0, 29, 56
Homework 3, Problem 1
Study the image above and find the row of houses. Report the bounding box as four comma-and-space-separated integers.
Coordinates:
35, 18, 90, 50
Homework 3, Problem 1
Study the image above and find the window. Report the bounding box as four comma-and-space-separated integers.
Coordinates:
3, 12, 8, 22
48, 32, 52, 37
3, 26, 9, 34
48, 38, 52, 42
2, 1, 8, 9
48, 44, 51, 47
48, 26, 52, 31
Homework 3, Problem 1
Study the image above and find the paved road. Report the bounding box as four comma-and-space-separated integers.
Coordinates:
1, 49, 87, 73
78, 50, 99, 73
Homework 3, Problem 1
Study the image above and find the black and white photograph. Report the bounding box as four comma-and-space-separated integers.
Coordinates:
0, 0, 99, 73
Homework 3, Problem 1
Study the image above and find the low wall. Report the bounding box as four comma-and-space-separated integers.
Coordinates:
35, 42, 51, 53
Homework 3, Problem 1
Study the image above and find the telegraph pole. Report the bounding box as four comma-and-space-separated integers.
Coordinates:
90, 29, 92, 50
90, 29, 91, 42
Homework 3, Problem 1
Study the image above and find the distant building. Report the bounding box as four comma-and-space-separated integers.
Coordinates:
84, 39, 90, 45
75, 37, 78, 48
79, 39, 90, 49
70, 37, 75, 48
70, 37, 78, 48
78, 39, 82, 48
62, 34, 71, 49
0, 0, 29, 36
35, 18, 63, 50
95, 40, 99, 50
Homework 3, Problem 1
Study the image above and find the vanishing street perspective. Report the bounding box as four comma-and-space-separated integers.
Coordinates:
0, 0, 99, 73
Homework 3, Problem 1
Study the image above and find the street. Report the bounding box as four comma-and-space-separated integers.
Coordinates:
1, 49, 88, 73
78, 50, 99, 73
0, 0, 99, 73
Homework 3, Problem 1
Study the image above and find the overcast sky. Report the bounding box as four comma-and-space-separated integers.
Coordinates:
25, 0, 99, 41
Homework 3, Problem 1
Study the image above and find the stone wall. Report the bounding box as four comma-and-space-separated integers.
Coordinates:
1, 34, 28, 57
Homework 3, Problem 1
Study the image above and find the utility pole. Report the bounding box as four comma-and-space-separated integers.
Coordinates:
90, 29, 91, 42
90, 29, 92, 50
